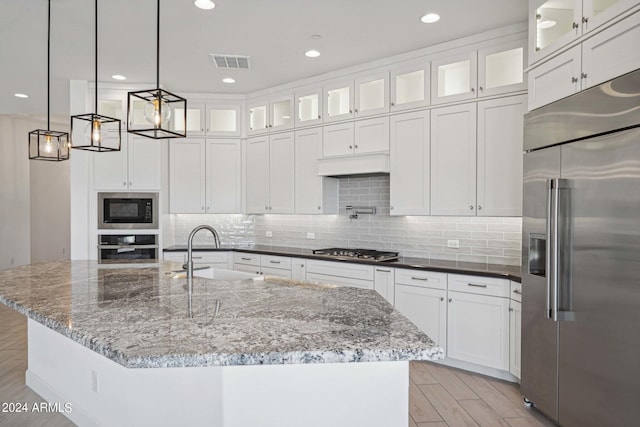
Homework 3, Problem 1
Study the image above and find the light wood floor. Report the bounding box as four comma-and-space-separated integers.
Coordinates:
0, 304, 556, 427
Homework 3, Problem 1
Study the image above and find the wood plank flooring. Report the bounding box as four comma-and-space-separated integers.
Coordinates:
0, 303, 557, 427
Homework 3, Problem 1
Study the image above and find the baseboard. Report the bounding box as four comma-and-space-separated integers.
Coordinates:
26, 370, 100, 427
435, 358, 521, 383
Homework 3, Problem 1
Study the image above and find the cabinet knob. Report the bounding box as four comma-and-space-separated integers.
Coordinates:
471, 87, 475, 93
201, 206, 205, 211
354, 108, 358, 113
479, 86, 484, 91
123, 182, 126, 186
509, 308, 514, 312
207, 206, 210, 211
391, 102, 395, 106
318, 115, 321, 119
571, 77, 579, 83
448, 298, 453, 303
581, 72, 588, 79
440, 297, 444, 302
349, 110, 353, 114
572, 22, 579, 29
354, 144, 358, 149
129, 182, 132, 186
269, 206, 272, 210
582, 16, 589, 24
390, 206, 394, 210
349, 145, 353, 149
317, 206, 321, 210
470, 205, 474, 210
265, 206, 268, 210
478, 205, 482, 210
202, 128, 205, 132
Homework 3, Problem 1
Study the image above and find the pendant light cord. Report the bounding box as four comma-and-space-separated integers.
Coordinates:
156, 0, 160, 88
47, 0, 51, 130
94, 0, 98, 114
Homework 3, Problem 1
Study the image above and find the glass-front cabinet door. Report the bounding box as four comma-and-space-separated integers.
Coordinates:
324, 81, 354, 123
583, 0, 637, 32
248, 100, 269, 135
529, 0, 581, 64
270, 95, 294, 131
354, 72, 389, 117
390, 59, 430, 112
478, 40, 526, 97
295, 88, 323, 127
172, 103, 205, 136
206, 104, 240, 137
431, 52, 478, 105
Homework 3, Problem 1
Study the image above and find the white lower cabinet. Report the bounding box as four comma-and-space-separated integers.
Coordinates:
395, 284, 447, 356
163, 251, 232, 270
232, 253, 292, 278
305, 260, 374, 290
291, 259, 307, 282
373, 267, 395, 304
509, 280, 522, 380
447, 290, 510, 371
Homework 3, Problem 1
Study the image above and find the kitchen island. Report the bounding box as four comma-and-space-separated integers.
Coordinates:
0, 261, 443, 427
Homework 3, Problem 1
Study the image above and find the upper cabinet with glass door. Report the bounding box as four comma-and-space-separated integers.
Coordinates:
248, 99, 269, 135
529, 0, 639, 65
431, 51, 478, 105
206, 104, 241, 137
172, 103, 205, 136
247, 95, 293, 135
96, 89, 148, 131
295, 88, 323, 127
354, 72, 389, 117
390, 59, 430, 112
324, 80, 354, 123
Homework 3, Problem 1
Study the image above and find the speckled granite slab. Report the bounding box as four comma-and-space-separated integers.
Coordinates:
0, 261, 443, 369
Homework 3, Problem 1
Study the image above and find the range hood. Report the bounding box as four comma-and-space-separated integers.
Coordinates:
317, 153, 389, 177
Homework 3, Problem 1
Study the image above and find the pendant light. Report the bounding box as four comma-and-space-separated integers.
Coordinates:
69, 0, 121, 152
127, 0, 187, 139
28, 0, 70, 162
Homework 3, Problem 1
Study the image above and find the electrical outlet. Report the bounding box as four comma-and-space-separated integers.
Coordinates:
447, 239, 460, 249
265, 231, 273, 238
306, 232, 315, 239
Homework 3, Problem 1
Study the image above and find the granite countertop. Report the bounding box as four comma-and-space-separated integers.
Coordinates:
164, 244, 522, 282
0, 260, 443, 369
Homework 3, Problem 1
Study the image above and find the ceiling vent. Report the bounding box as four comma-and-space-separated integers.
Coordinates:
210, 54, 251, 70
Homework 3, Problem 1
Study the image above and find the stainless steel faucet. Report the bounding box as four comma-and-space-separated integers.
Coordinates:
186, 225, 220, 317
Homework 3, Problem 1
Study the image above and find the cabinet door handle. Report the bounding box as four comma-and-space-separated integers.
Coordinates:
571, 77, 579, 83
468, 283, 488, 288
582, 16, 589, 24
241, 257, 252, 261
349, 109, 353, 114
509, 307, 514, 312
192, 256, 203, 260
470, 205, 474, 210
376, 268, 391, 272
471, 87, 475, 93
269, 260, 281, 264
479, 86, 484, 91
572, 22, 579, 29
410, 276, 428, 281
478, 205, 482, 210
581, 72, 588, 79
513, 289, 522, 295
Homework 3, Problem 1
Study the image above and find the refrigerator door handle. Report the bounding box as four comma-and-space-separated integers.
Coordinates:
546, 179, 559, 320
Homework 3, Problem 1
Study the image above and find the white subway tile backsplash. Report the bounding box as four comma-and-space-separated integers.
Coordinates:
171, 176, 522, 265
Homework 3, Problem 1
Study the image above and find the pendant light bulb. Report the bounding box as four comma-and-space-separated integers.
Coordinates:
44, 135, 53, 153
83, 120, 103, 145
144, 97, 171, 128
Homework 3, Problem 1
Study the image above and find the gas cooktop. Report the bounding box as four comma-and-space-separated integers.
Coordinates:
312, 248, 399, 262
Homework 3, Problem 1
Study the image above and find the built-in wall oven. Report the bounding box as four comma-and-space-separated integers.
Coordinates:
98, 192, 158, 230
98, 234, 158, 262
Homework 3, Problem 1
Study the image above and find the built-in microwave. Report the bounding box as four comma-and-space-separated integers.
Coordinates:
98, 192, 158, 229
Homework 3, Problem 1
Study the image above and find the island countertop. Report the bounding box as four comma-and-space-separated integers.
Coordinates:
0, 260, 443, 369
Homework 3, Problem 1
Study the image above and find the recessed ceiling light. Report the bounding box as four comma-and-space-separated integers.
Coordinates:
14, 93, 28, 98
310, 34, 322, 40
111, 74, 127, 80
194, 0, 215, 10
222, 77, 235, 84
305, 50, 320, 58
537, 20, 557, 29
420, 13, 440, 24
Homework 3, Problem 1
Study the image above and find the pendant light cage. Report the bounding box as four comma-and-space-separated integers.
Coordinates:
127, 0, 187, 139
29, 129, 70, 161
28, 0, 70, 162
127, 89, 187, 138
70, 113, 121, 152
69, 0, 121, 152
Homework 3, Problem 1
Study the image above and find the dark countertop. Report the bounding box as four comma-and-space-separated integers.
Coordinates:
164, 244, 522, 282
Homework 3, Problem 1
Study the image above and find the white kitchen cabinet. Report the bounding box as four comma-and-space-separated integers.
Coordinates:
169, 139, 241, 214
354, 72, 389, 117
163, 251, 232, 270
206, 104, 241, 137
291, 259, 307, 282
270, 94, 295, 132
295, 88, 323, 127
430, 103, 477, 215
206, 140, 242, 213
390, 59, 430, 112
528, 0, 639, 65
528, 46, 582, 110
233, 253, 292, 278
306, 260, 374, 290
390, 110, 430, 216
247, 99, 269, 135
431, 51, 478, 105
476, 96, 526, 216
322, 122, 354, 157
324, 80, 354, 122
172, 102, 205, 136
509, 280, 522, 380
94, 134, 161, 191
245, 133, 295, 214
354, 116, 390, 154
478, 40, 526, 97
395, 284, 447, 356
447, 290, 510, 370
373, 267, 395, 305
294, 128, 338, 214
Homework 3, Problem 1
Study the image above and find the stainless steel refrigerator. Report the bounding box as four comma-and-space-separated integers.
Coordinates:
521, 69, 640, 427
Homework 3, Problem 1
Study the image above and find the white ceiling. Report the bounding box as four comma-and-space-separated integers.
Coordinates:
1, 0, 528, 117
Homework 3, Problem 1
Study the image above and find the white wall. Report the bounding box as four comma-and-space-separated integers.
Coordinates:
0, 116, 31, 269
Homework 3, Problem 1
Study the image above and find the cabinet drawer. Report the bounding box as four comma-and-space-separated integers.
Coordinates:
448, 274, 509, 298
510, 281, 522, 303
261, 266, 292, 278
395, 269, 447, 290
261, 255, 292, 270
163, 252, 185, 263
306, 272, 373, 290
190, 251, 229, 264
233, 253, 261, 266
306, 260, 374, 281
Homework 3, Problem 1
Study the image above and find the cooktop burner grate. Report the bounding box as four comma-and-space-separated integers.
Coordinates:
312, 248, 399, 262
